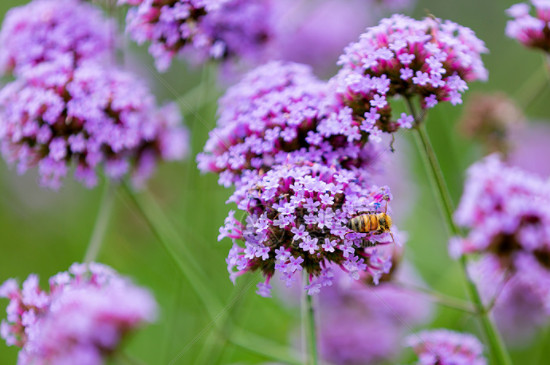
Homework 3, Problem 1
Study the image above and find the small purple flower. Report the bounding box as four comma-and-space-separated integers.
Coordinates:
221, 162, 395, 296
334, 14, 487, 133
0, 263, 157, 364
0, 0, 114, 77
0, 63, 189, 189
406, 329, 487, 365
120, 0, 273, 71
506, 1, 550, 53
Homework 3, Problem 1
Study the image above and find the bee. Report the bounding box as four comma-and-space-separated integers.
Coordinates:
346, 199, 395, 243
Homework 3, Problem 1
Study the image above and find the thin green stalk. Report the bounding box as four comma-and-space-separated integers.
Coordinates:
121, 182, 220, 319
83, 181, 115, 263
121, 183, 302, 365
230, 329, 304, 365
394, 281, 476, 314
304, 275, 318, 365
405, 98, 512, 365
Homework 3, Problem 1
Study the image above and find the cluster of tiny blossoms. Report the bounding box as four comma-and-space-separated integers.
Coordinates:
406, 329, 487, 365
0, 263, 156, 365
0, 0, 189, 189
221, 162, 394, 296
0, 63, 189, 189
197, 61, 380, 187
0, 0, 114, 77
335, 14, 488, 134
119, 0, 272, 71
506, 1, 550, 52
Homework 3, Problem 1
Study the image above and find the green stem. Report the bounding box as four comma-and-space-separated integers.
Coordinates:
394, 281, 476, 315
121, 183, 302, 365
405, 99, 512, 365
304, 276, 319, 365
83, 181, 115, 263
230, 329, 304, 365
121, 182, 220, 319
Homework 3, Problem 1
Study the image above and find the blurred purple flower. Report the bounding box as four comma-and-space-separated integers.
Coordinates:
0, 0, 114, 77
317, 262, 432, 365
0, 263, 156, 365
452, 155, 550, 344
506, 0, 550, 52
119, 0, 273, 71
334, 14, 487, 133
406, 329, 487, 365
469, 255, 550, 345
197, 61, 381, 187
451, 155, 550, 259
220, 161, 397, 296
0, 63, 189, 189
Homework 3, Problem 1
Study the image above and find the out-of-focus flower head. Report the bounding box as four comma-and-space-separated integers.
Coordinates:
0, 0, 114, 77
316, 262, 432, 365
506, 1, 550, 52
219, 161, 397, 297
459, 92, 525, 157
334, 14, 487, 134
270, 0, 415, 76
119, 0, 273, 71
0, 63, 189, 190
451, 155, 550, 343
197, 61, 382, 187
451, 155, 550, 262
469, 255, 550, 345
406, 329, 487, 365
0, 262, 157, 365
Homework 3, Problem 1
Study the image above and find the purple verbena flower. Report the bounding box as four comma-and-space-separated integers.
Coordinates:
0, 63, 189, 189
334, 14, 487, 133
451, 155, 550, 260
0, 263, 157, 365
119, 0, 273, 71
0, 0, 114, 77
406, 329, 487, 365
506, 1, 550, 52
315, 260, 432, 365
197, 61, 381, 187
469, 255, 550, 345
451, 155, 550, 344
220, 161, 396, 296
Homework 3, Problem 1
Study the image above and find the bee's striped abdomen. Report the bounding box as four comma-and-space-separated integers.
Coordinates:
349, 214, 380, 233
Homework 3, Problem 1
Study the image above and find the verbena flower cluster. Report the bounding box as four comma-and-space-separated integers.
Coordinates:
334, 14, 488, 134
506, 0, 550, 52
0, 263, 157, 365
205, 13, 487, 296
406, 329, 487, 365
316, 262, 432, 364
0, 0, 114, 77
119, 0, 273, 71
221, 162, 394, 296
451, 155, 550, 340
0, 63, 189, 190
197, 61, 380, 187
0, 0, 189, 189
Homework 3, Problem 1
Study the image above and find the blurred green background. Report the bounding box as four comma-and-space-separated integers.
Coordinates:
0, 0, 549, 364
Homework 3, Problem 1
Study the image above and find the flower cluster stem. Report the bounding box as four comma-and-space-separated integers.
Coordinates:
121, 182, 302, 365
84, 181, 115, 263
304, 276, 319, 365
405, 99, 512, 365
